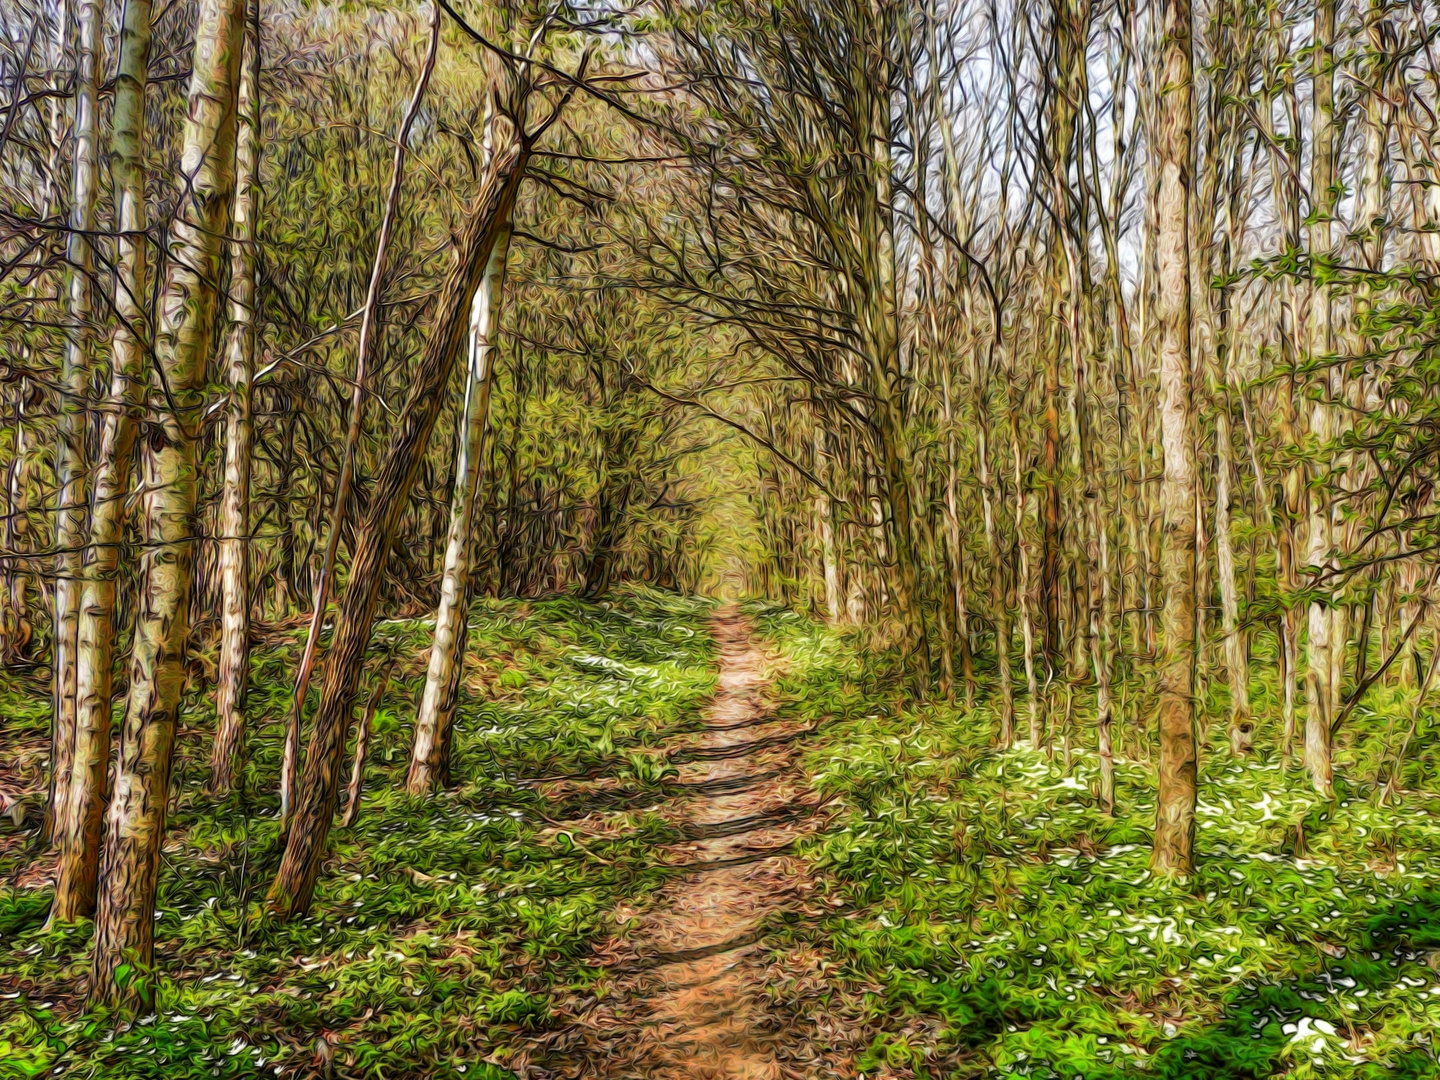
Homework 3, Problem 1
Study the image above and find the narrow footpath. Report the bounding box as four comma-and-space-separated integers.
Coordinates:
528, 609, 840, 1079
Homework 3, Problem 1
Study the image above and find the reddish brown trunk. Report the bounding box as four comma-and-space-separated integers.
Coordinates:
266, 135, 526, 920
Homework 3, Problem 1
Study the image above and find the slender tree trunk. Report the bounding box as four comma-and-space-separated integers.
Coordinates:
408, 221, 513, 794
211, 0, 261, 793
815, 427, 843, 622
341, 659, 394, 829
975, 357, 1012, 742
49, 0, 153, 925
90, 0, 245, 1008
267, 127, 527, 921
280, 5, 440, 828
1152, 0, 1199, 875
1092, 510, 1115, 813
1006, 393, 1041, 747
49, 0, 103, 848
3, 393, 35, 663
1303, 0, 1337, 798
941, 359, 975, 704
1216, 397, 1250, 750
859, 73, 928, 677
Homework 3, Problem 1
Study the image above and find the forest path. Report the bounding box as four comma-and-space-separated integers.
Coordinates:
527, 608, 835, 1079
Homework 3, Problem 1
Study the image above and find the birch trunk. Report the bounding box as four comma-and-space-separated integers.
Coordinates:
49, 0, 103, 847
408, 221, 513, 794
49, 0, 153, 925
211, 0, 260, 794
1007, 395, 1041, 747
1152, 0, 1199, 875
815, 428, 843, 622
1216, 398, 1250, 750
90, 0, 244, 1007
1303, 0, 1337, 797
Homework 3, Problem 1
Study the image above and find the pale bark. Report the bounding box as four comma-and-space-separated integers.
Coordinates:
1092, 514, 1115, 813
1152, 0, 1199, 875
1303, 0, 1338, 798
211, 0, 261, 794
940, 357, 975, 704
1006, 394, 1041, 747
408, 221, 513, 794
1216, 398, 1250, 750
91, 0, 245, 1007
50, 0, 153, 925
49, 0, 103, 848
2, 392, 35, 662
815, 428, 842, 622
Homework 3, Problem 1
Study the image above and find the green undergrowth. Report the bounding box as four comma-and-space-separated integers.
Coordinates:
752, 608, 1440, 1079
0, 587, 716, 1079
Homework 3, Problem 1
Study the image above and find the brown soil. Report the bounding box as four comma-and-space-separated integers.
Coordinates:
520, 608, 847, 1079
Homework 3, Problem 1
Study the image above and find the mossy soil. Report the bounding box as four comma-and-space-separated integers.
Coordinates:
4, 597, 1440, 1078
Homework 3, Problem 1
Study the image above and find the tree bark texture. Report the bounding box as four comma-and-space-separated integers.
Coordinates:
50, 0, 154, 925
211, 0, 261, 793
408, 220, 513, 794
1152, 0, 1199, 876
91, 0, 245, 1007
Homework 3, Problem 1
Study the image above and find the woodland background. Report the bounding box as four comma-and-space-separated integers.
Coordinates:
3, 0, 1440, 1075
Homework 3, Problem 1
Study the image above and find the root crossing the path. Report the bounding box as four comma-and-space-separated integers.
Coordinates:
526, 609, 840, 1079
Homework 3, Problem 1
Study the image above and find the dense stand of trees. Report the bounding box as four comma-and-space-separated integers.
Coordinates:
4, 0, 1440, 1011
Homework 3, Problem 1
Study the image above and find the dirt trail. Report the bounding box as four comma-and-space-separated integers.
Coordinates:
528, 608, 836, 1079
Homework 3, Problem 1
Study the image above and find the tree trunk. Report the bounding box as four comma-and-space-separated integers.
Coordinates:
49, 0, 153, 925
90, 0, 245, 1008
815, 428, 843, 622
266, 128, 526, 921
1151, 0, 1199, 876
211, 0, 261, 794
1006, 391, 1041, 747
280, 5, 440, 828
341, 659, 394, 828
1216, 397, 1250, 751
49, 0, 104, 849
1303, 0, 1338, 798
408, 220, 513, 794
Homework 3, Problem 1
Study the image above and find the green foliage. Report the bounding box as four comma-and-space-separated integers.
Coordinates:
757, 611, 1440, 1080
0, 588, 715, 1079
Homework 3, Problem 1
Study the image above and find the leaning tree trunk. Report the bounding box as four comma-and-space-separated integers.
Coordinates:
267, 128, 527, 921
408, 220, 514, 794
211, 0, 261, 794
90, 0, 244, 1008
48, 0, 104, 849
49, 0, 154, 926
279, 5, 440, 828
1151, 0, 1199, 876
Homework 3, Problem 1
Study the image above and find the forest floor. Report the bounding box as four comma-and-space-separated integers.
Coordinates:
5, 590, 1440, 1079
524, 608, 834, 1079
